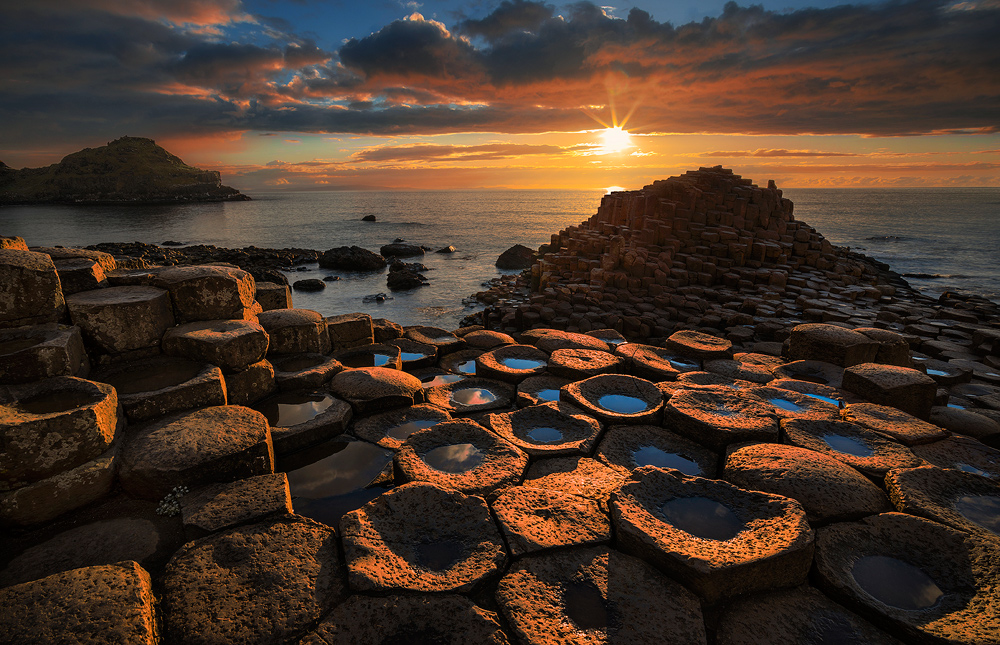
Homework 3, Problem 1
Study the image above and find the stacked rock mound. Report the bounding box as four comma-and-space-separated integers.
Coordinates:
3, 228, 1000, 645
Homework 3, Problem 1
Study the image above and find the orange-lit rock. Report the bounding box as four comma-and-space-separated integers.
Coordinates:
491, 486, 610, 556
663, 388, 779, 450
484, 401, 602, 459
595, 424, 717, 478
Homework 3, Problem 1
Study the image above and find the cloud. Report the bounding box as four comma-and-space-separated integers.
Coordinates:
351, 142, 567, 162
700, 149, 860, 158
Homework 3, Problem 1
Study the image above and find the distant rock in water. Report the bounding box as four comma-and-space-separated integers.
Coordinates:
0, 136, 250, 205
496, 244, 536, 269
318, 246, 387, 271
293, 279, 326, 292
362, 215, 377, 222
380, 243, 424, 258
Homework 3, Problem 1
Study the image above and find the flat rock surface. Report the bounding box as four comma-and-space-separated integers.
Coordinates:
665, 329, 733, 360
162, 319, 269, 370
181, 473, 293, 534
561, 373, 664, 425
329, 366, 421, 415
842, 402, 948, 445
781, 418, 922, 479
492, 485, 610, 556
66, 285, 174, 353
787, 323, 878, 367
350, 402, 452, 450
911, 434, 1000, 480
595, 424, 718, 478
523, 457, 627, 510
496, 546, 707, 645
885, 465, 1000, 542
663, 388, 780, 450
162, 514, 346, 645
484, 401, 602, 458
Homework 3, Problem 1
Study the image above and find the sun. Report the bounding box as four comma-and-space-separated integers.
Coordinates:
600, 126, 632, 153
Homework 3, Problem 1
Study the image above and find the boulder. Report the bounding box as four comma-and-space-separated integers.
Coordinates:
372, 317, 404, 342
152, 265, 256, 323
534, 330, 610, 354
318, 246, 386, 271
161, 319, 269, 371
0, 235, 28, 250
326, 312, 374, 351
743, 385, 841, 421
0, 323, 88, 384
929, 406, 1000, 446
495, 244, 535, 269
257, 308, 330, 355
292, 278, 325, 292
772, 359, 845, 388
66, 285, 174, 354
842, 363, 936, 420
387, 267, 427, 290
405, 326, 465, 354
0, 249, 66, 328
380, 242, 424, 257
361, 214, 376, 221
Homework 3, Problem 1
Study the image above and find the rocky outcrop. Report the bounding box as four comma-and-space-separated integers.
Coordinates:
495, 244, 535, 269
318, 245, 386, 271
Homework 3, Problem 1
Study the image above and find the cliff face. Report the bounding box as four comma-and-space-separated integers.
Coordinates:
0, 137, 250, 204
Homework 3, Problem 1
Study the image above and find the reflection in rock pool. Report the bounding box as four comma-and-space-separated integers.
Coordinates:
851, 555, 943, 610
956, 463, 994, 478
954, 495, 1000, 534
633, 446, 701, 475
399, 352, 428, 362
769, 398, 803, 412
256, 392, 335, 427
563, 581, 612, 631
414, 539, 466, 570
668, 356, 701, 371
423, 443, 484, 472
387, 419, 440, 440
455, 360, 477, 375
597, 394, 648, 414
803, 393, 842, 406
421, 373, 465, 388
822, 434, 874, 458
660, 496, 743, 540
536, 388, 560, 402
450, 388, 497, 406
340, 353, 393, 368
499, 357, 546, 370
526, 426, 563, 443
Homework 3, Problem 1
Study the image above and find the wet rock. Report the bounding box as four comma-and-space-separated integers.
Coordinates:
66, 285, 174, 354
781, 418, 921, 479
162, 318, 269, 371
744, 385, 841, 421
152, 265, 256, 323
716, 585, 905, 645
724, 443, 891, 523
495, 244, 535, 269
666, 329, 733, 360
162, 515, 347, 645
929, 406, 1000, 446
663, 388, 780, 451
0, 249, 66, 328
842, 402, 948, 445
842, 363, 936, 420
181, 473, 292, 534
475, 344, 549, 383
255, 389, 352, 455
387, 268, 427, 290
333, 343, 402, 371
814, 512, 1000, 645
424, 377, 516, 416
388, 337, 438, 369
54, 257, 107, 295
302, 594, 509, 645
491, 487, 610, 557
119, 405, 274, 500
258, 308, 331, 355
293, 278, 325, 292
380, 242, 424, 257
911, 434, 1000, 480
0, 561, 158, 645
340, 482, 506, 593
94, 356, 226, 422
787, 324, 879, 367
595, 424, 718, 478
254, 281, 292, 311
768, 377, 853, 406
271, 353, 343, 390
611, 467, 814, 603
405, 326, 465, 354
0, 323, 88, 384
0, 376, 119, 490
886, 465, 1000, 542
223, 358, 276, 406
395, 419, 528, 496
319, 245, 387, 271
436, 245, 458, 254
351, 403, 452, 450
516, 374, 571, 407
326, 312, 374, 352
484, 401, 602, 458
329, 365, 420, 414
496, 546, 707, 644
561, 374, 664, 425
523, 457, 626, 509
772, 359, 845, 388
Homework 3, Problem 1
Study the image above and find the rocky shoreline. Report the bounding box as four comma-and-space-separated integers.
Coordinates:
2, 168, 1000, 645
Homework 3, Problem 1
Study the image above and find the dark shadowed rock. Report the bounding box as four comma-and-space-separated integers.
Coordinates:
319, 246, 387, 271
361, 214, 376, 221
381, 243, 424, 257
495, 244, 535, 269
293, 278, 326, 292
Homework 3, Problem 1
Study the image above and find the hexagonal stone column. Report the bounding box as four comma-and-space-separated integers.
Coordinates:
886, 465, 1000, 542
162, 515, 347, 645
258, 308, 331, 355
424, 377, 516, 416
856, 327, 912, 367
842, 363, 937, 420
475, 344, 549, 383
406, 326, 465, 354
561, 374, 664, 425
496, 546, 707, 644
254, 281, 291, 311
271, 353, 342, 390
595, 424, 718, 478
252, 389, 352, 455
665, 329, 733, 360
611, 467, 814, 603
782, 418, 921, 479
911, 434, 1000, 480
491, 486, 610, 556
744, 385, 841, 421
94, 357, 226, 422
663, 388, 779, 450
326, 312, 374, 351
119, 405, 274, 500
0, 249, 65, 328
842, 402, 948, 445
0, 324, 88, 384
66, 285, 174, 354
484, 401, 602, 458
0, 561, 158, 645
162, 319, 269, 370
351, 403, 452, 449
815, 512, 1000, 644
152, 265, 256, 322
523, 457, 626, 510
340, 482, 506, 593
787, 324, 879, 367
54, 257, 107, 295
330, 366, 422, 415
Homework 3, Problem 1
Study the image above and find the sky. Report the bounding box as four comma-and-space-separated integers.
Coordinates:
1, 0, 998, 191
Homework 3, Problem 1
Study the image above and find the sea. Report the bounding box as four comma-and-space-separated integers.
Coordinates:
1, 188, 998, 328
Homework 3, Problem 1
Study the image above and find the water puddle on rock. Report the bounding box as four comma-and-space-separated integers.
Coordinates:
256, 392, 335, 427
597, 394, 648, 414
660, 496, 744, 540
769, 398, 803, 412
851, 555, 943, 610
423, 443, 484, 472
926, 369, 950, 377
803, 393, 842, 406
633, 446, 701, 475
455, 360, 477, 375
386, 419, 440, 440
340, 353, 393, 368
954, 495, 1000, 534
526, 426, 564, 443
275, 355, 324, 372
414, 539, 466, 570
17, 390, 100, 414
499, 357, 546, 370
105, 361, 201, 395
668, 356, 701, 371
450, 388, 496, 406
788, 366, 829, 385
822, 434, 875, 458
536, 388, 561, 402
563, 582, 611, 631
421, 373, 465, 389
399, 352, 428, 362
956, 463, 994, 478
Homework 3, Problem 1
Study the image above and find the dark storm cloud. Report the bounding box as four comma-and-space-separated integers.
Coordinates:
459, 0, 555, 40
339, 16, 478, 79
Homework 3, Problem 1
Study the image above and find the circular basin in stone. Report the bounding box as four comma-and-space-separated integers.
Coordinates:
781, 418, 921, 479
613, 343, 683, 381
704, 358, 775, 385
586, 328, 627, 346
484, 401, 602, 458
271, 353, 343, 390
546, 348, 622, 381
490, 486, 610, 557
523, 457, 627, 509
886, 465, 1000, 542
339, 482, 506, 593
724, 443, 891, 523
396, 419, 528, 496
814, 512, 1000, 644
911, 435, 1000, 480
304, 594, 509, 644
665, 329, 733, 360
560, 374, 664, 425
516, 374, 571, 408
842, 402, 948, 446
387, 337, 438, 370
715, 585, 905, 645
0, 376, 118, 490
278, 437, 393, 528
475, 344, 549, 383
610, 466, 814, 603
595, 424, 718, 478
743, 385, 841, 421
405, 326, 465, 355
0, 324, 87, 385
252, 389, 352, 455
351, 402, 452, 450
772, 360, 845, 389
440, 349, 484, 376
674, 371, 747, 391
534, 330, 610, 355
769, 378, 859, 407
94, 356, 225, 422
663, 388, 780, 451
332, 343, 402, 370
412, 367, 467, 389
496, 546, 707, 644
425, 377, 515, 416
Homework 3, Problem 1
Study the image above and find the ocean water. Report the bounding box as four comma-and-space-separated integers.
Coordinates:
1, 188, 997, 328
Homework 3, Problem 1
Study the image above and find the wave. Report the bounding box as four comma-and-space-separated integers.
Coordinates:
865, 235, 905, 241
902, 273, 972, 280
